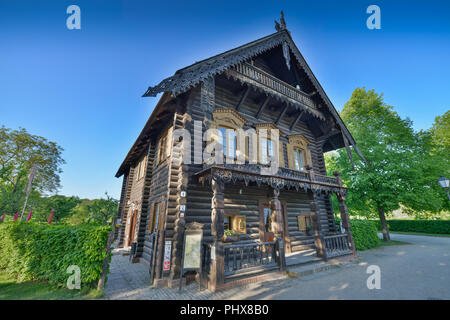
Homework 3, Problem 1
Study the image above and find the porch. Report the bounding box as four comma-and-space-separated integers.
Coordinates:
195, 164, 356, 291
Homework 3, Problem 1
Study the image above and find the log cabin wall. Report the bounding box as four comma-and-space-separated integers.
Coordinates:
214, 80, 336, 233
124, 153, 147, 248
140, 129, 171, 266
175, 76, 336, 256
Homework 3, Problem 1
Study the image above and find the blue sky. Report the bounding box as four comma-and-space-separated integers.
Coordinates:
1, 0, 449, 199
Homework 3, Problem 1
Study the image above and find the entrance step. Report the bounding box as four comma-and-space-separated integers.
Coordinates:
286, 249, 321, 267
224, 263, 279, 283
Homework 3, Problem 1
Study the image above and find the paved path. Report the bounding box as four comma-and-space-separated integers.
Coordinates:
104, 234, 450, 300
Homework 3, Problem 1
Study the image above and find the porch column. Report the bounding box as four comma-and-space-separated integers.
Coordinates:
333, 171, 357, 257
210, 177, 225, 291
270, 188, 286, 272
306, 164, 328, 260
310, 201, 327, 261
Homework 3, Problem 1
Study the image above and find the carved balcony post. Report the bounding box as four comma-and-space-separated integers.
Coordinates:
305, 164, 315, 183
333, 171, 357, 257
210, 176, 225, 291
310, 201, 327, 261
270, 188, 286, 272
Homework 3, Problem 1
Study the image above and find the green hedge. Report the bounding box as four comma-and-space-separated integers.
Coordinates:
0, 222, 111, 286
336, 219, 380, 250
378, 220, 450, 235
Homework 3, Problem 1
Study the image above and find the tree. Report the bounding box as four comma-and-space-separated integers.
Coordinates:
33, 195, 81, 222
86, 193, 119, 225
64, 193, 118, 226
0, 126, 65, 214
326, 88, 446, 241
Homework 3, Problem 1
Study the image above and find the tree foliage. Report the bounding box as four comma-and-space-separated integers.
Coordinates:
326, 88, 449, 239
0, 126, 64, 214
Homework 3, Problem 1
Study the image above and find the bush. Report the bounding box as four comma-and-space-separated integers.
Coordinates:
336, 218, 380, 250
379, 220, 450, 234
0, 222, 111, 286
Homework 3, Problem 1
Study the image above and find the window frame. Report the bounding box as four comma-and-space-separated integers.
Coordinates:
224, 214, 246, 234
293, 148, 306, 171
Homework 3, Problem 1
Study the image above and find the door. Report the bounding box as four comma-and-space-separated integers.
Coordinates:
129, 209, 137, 244
259, 200, 287, 243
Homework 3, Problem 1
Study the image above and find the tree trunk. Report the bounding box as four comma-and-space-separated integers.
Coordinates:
377, 205, 390, 241
97, 225, 115, 291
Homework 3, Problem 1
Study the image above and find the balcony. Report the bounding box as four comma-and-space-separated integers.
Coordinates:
196, 163, 345, 195
225, 63, 324, 120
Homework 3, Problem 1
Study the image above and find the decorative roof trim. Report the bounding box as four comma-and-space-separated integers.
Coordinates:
142, 29, 357, 147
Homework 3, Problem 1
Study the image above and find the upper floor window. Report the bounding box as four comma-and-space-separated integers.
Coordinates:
158, 127, 172, 164
293, 148, 306, 171
260, 137, 274, 165
135, 156, 146, 181
219, 126, 237, 159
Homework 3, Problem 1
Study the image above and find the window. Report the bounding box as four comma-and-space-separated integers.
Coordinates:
297, 215, 312, 232
149, 202, 162, 233
293, 148, 306, 171
263, 205, 273, 232
158, 129, 170, 163
135, 156, 146, 181
260, 137, 274, 165
219, 126, 237, 159
224, 214, 246, 234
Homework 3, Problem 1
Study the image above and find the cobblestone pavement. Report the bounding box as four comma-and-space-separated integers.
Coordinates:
104, 247, 348, 300
106, 233, 450, 299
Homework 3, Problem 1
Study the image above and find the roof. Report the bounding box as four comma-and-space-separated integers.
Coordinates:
117, 27, 363, 177
142, 29, 357, 147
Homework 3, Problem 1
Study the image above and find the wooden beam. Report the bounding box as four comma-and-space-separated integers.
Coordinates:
276, 105, 288, 125
289, 110, 304, 131
235, 86, 250, 112
342, 132, 356, 170
255, 96, 270, 119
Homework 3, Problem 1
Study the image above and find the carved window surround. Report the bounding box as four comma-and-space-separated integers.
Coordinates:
254, 122, 284, 167
286, 134, 312, 171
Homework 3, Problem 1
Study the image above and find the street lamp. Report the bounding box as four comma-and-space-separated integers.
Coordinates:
438, 175, 450, 200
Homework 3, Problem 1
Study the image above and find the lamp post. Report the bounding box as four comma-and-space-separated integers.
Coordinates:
438, 175, 450, 201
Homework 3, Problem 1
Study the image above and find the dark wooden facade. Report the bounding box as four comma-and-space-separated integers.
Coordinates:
115, 15, 361, 290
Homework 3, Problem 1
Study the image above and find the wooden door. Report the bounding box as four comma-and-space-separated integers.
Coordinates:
129, 210, 137, 244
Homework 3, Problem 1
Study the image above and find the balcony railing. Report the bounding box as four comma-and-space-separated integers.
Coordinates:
201, 163, 341, 188
233, 63, 316, 110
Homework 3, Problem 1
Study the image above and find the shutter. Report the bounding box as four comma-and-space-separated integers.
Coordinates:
297, 216, 306, 231
305, 147, 312, 165
278, 141, 285, 168
286, 143, 295, 169
166, 126, 173, 159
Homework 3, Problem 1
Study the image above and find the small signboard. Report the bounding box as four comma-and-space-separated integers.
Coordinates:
179, 222, 204, 291
163, 241, 172, 271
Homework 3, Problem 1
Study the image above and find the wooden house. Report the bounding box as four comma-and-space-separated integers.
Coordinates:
115, 13, 363, 291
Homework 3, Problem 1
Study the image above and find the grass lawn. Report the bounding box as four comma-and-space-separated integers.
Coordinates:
389, 231, 450, 238
377, 239, 410, 247
0, 271, 103, 300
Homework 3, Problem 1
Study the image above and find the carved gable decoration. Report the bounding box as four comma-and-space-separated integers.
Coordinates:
213, 108, 248, 129
288, 134, 309, 149
254, 122, 283, 136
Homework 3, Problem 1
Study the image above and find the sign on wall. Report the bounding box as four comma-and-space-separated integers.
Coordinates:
163, 241, 172, 271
